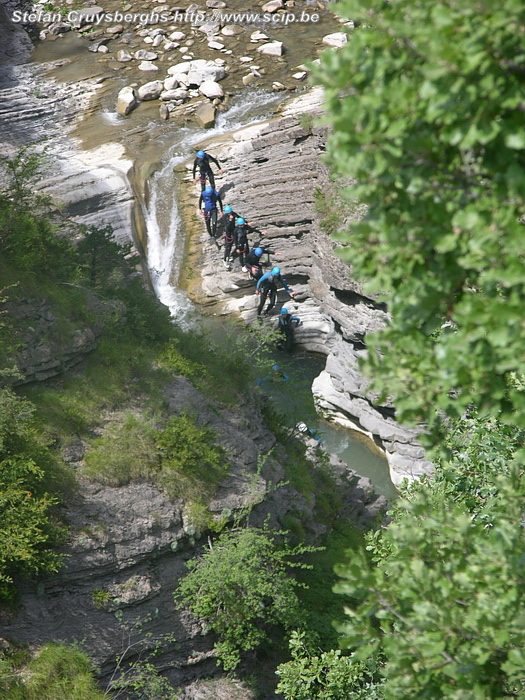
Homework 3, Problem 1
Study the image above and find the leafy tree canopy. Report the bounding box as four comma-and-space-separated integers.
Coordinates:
174, 528, 319, 670
309, 1, 525, 697
317, 0, 525, 438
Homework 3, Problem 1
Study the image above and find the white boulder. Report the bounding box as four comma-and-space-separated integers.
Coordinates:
137, 80, 164, 100
322, 32, 348, 48
199, 80, 224, 99
117, 86, 138, 116
257, 41, 284, 56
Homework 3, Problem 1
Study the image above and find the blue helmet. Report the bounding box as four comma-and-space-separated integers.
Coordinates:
280, 307, 289, 314
204, 186, 213, 195
272, 266, 281, 275
224, 205, 232, 213
236, 217, 245, 226
272, 364, 280, 371
254, 247, 263, 256
197, 150, 205, 158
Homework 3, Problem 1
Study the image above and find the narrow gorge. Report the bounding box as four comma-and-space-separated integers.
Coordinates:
1, 2, 431, 696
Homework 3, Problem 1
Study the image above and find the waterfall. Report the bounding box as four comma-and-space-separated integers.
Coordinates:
143, 89, 285, 328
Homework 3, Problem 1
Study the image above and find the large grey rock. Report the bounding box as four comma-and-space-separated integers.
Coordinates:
194, 101, 216, 127
221, 24, 244, 36
138, 61, 159, 71
196, 21, 222, 36
134, 49, 158, 61
163, 75, 180, 90
137, 80, 164, 100
116, 85, 138, 116
116, 49, 132, 62
322, 32, 348, 48
198, 80, 224, 98
250, 30, 269, 41
160, 87, 189, 101
257, 41, 284, 56
262, 0, 284, 11
187, 65, 226, 85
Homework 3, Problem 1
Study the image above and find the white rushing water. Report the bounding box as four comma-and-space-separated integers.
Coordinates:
143, 89, 285, 328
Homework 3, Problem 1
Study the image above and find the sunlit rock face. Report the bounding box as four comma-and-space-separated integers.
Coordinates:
183, 89, 432, 485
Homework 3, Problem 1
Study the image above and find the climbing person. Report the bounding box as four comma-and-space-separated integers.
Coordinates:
244, 246, 266, 282
233, 217, 250, 269
277, 306, 302, 352
245, 243, 275, 281
233, 218, 264, 270
256, 363, 290, 386
255, 266, 295, 316
198, 185, 223, 241
218, 205, 238, 269
193, 149, 223, 191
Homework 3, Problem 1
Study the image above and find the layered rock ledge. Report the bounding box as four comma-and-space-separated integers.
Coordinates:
181, 88, 433, 486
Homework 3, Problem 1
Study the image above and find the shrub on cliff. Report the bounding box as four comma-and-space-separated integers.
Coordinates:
1, 642, 106, 699
0, 389, 68, 601
175, 527, 319, 670
0, 150, 75, 279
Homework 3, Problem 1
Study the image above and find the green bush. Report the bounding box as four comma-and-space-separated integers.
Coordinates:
1, 643, 106, 700
175, 527, 319, 670
0, 389, 68, 600
276, 631, 384, 700
156, 412, 228, 501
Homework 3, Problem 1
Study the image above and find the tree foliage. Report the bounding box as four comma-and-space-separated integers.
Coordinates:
174, 528, 318, 670
276, 631, 384, 700
335, 471, 525, 699
312, 1, 525, 697
317, 0, 525, 437
0, 149, 74, 277
0, 389, 67, 600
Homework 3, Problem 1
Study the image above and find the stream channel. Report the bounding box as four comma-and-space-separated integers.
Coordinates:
30, 33, 397, 500
138, 92, 397, 500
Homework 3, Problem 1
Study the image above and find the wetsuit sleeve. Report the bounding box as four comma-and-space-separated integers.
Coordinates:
278, 275, 291, 293
217, 194, 223, 212
207, 154, 221, 169
198, 193, 203, 209
193, 158, 198, 178
256, 272, 270, 290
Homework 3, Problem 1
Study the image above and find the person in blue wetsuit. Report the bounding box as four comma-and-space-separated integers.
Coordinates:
277, 307, 302, 352
256, 364, 289, 386
193, 149, 223, 190
198, 185, 223, 239
255, 266, 295, 316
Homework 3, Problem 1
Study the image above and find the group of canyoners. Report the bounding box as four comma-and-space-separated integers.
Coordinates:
194, 148, 302, 351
